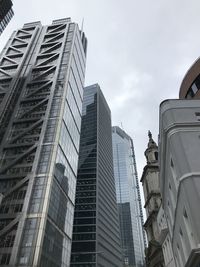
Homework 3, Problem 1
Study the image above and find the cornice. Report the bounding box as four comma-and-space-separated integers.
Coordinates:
144, 190, 161, 208
140, 164, 159, 182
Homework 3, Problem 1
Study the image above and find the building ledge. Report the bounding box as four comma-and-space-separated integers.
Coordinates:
157, 228, 168, 244
144, 210, 158, 228
140, 164, 159, 182
185, 247, 200, 267
144, 190, 161, 208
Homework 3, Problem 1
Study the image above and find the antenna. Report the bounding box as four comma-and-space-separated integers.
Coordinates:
81, 18, 84, 33
120, 122, 124, 130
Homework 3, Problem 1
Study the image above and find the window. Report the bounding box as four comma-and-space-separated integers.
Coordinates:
180, 228, 183, 236
195, 112, 200, 121
170, 158, 174, 168
183, 209, 188, 219
0, 253, 10, 265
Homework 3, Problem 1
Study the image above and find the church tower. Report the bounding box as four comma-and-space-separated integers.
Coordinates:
141, 131, 164, 267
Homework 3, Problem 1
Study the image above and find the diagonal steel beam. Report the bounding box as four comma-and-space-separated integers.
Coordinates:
44, 32, 64, 44
2, 56, 18, 65
0, 68, 12, 78
19, 98, 49, 119
36, 53, 59, 67
8, 46, 23, 54
47, 24, 66, 34
0, 215, 20, 237
3, 175, 30, 199
0, 145, 37, 174
14, 37, 28, 45
32, 65, 56, 81
24, 81, 52, 99
41, 42, 62, 55
7, 119, 43, 145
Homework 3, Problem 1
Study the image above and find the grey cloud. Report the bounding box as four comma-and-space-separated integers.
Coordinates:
1, 0, 200, 205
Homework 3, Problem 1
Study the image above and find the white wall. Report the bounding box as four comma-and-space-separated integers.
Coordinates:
159, 100, 200, 267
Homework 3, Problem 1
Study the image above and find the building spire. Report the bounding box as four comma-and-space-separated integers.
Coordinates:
148, 130, 152, 141
147, 131, 157, 149
145, 130, 158, 164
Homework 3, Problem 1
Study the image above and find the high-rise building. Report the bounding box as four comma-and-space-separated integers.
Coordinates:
159, 99, 200, 267
0, 0, 14, 35
71, 84, 122, 267
179, 57, 200, 99
112, 126, 146, 267
0, 18, 87, 266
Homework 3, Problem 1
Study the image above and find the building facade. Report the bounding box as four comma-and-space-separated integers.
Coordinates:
179, 57, 200, 99
141, 132, 165, 267
159, 99, 200, 267
0, 19, 87, 266
157, 206, 175, 267
71, 84, 122, 267
0, 0, 14, 35
112, 126, 146, 267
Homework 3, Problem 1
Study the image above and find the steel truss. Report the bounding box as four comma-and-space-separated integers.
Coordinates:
0, 21, 69, 264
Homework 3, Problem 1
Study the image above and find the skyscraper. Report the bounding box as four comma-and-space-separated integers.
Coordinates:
71, 84, 122, 267
0, 18, 87, 266
0, 0, 14, 35
112, 126, 146, 267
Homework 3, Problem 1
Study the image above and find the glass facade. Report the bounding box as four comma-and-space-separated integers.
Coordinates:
0, 0, 14, 35
185, 73, 200, 99
71, 84, 123, 267
0, 19, 87, 266
112, 126, 146, 267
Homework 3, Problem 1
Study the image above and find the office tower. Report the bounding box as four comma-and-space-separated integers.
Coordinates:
71, 84, 122, 267
159, 99, 200, 267
0, 18, 87, 266
0, 0, 14, 35
179, 57, 200, 99
112, 126, 146, 267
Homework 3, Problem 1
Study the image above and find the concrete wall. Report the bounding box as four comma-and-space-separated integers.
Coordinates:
159, 99, 200, 267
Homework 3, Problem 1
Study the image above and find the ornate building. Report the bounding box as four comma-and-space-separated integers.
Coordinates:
141, 132, 164, 267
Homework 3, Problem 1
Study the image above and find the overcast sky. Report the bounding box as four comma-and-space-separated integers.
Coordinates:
1, 0, 200, 203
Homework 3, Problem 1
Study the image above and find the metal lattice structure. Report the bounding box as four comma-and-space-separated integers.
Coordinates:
0, 19, 87, 266
0, 0, 14, 35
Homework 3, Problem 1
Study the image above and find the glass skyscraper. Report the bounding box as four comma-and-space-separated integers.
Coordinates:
0, 18, 87, 266
0, 0, 14, 35
71, 84, 123, 267
112, 126, 146, 267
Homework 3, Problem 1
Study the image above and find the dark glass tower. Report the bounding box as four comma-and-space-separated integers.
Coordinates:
0, 0, 14, 35
71, 84, 122, 267
0, 19, 87, 266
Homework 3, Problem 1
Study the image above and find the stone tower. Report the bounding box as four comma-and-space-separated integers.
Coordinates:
141, 131, 164, 267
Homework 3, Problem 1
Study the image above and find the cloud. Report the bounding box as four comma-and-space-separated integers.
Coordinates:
110, 70, 153, 109
1, 0, 200, 211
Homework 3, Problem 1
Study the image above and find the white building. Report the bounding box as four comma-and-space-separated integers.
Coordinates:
157, 206, 176, 267
159, 99, 200, 267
